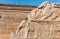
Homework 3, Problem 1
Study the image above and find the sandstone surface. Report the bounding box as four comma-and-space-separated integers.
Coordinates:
0, 4, 37, 39
10, 1, 60, 39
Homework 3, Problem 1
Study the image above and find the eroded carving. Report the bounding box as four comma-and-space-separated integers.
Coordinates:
10, 1, 60, 39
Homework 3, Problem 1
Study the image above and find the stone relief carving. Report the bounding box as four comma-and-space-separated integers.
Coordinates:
10, 1, 60, 39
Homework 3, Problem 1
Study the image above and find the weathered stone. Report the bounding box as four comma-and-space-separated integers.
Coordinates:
10, 1, 60, 39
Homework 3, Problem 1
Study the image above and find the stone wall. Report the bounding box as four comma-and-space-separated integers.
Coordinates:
10, 21, 60, 39
10, 1, 60, 39
0, 4, 37, 39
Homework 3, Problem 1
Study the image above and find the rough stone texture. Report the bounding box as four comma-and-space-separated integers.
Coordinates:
0, 4, 37, 39
10, 1, 60, 39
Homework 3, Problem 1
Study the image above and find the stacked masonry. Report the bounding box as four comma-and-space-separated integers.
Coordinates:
0, 4, 37, 39
10, 1, 60, 39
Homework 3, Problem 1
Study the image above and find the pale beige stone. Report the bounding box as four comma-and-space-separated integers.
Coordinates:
10, 1, 60, 39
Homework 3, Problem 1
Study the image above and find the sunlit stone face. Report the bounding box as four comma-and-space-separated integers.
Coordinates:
10, 1, 60, 39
